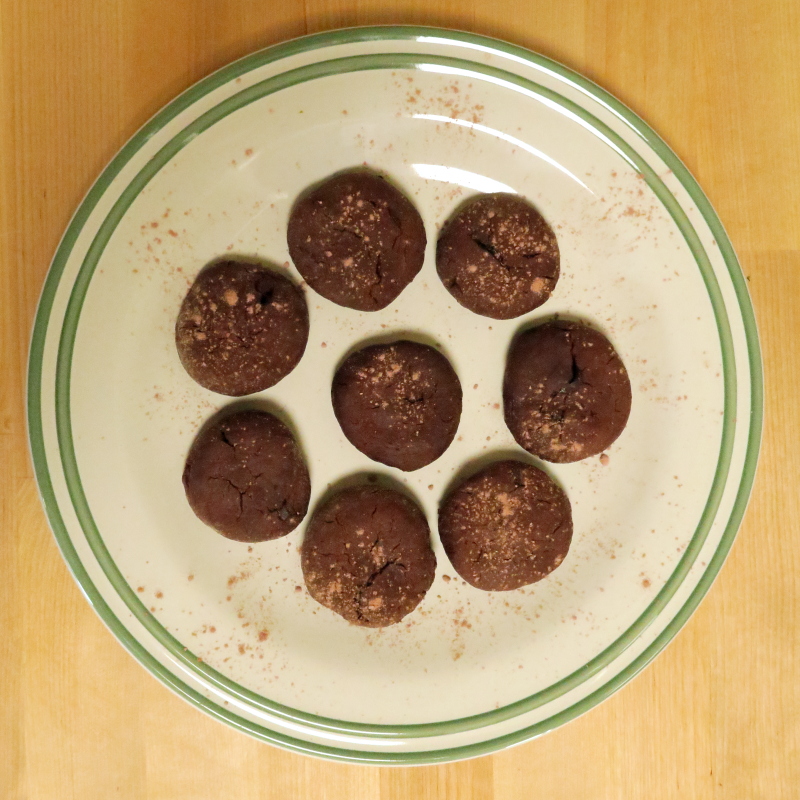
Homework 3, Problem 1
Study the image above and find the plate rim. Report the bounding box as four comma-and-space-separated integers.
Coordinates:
27, 25, 763, 763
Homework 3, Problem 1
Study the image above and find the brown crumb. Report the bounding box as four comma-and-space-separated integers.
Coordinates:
227, 571, 250, 589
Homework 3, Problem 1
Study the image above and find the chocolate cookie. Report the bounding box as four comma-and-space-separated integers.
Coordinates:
176, 260, 309, 396
438, 460, 572, 591
301, 486, 436, 627
332, 340, 462, 471
182, 410, 310, 542
286, 171, 426, 311
436, 193, 560, 319
503, 320, 632, 463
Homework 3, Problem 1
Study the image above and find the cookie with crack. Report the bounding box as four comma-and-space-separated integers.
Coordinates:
301, 485, 436, 627
436, 193, 559, 319
183, 410, 310, 542
175, 259, 309, 396
332, 340, 462, 471
503, 319, 632, 463
286, 171, 426, 311
438, 460, 572, 591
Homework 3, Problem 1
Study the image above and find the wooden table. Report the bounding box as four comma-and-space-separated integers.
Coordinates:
1, 1, 797, 797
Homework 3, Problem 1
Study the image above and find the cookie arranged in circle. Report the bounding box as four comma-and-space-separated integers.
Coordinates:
301, 485, 436, 627
332, 340, 462, 471
438, 460, 573, 591
436, 193, 560, 319
503, 319, 632, 463
287, 171, 426, 311
183, 410, 310, 542
176, 259, 309, 396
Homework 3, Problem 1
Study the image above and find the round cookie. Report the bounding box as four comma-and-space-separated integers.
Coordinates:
176, 260, 309, 396
332, 340, 462, 471
301, 486, 436, 627
436, 193, 560, 319
438, 460, 572, 591
183, 410, 310, 542
286, 171, 426, 311
503, 319, 632, 463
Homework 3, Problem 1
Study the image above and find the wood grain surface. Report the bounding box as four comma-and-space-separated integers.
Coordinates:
1, 1, 797, 797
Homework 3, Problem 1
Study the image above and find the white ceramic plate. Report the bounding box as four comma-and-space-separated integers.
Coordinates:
28, 27, 762, 764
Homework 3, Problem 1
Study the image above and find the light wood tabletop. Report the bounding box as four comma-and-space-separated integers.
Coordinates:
1, 1, 797, 797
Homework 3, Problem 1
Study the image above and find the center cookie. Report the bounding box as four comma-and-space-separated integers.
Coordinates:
301, 485, 436, 627
332, 340, 462, 471
287, 171, 426, 311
